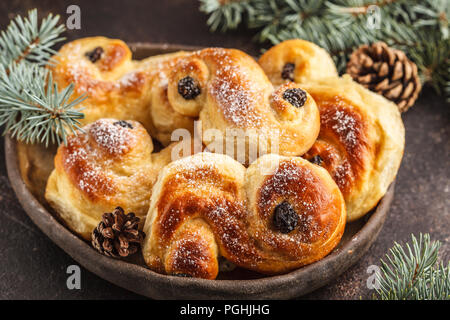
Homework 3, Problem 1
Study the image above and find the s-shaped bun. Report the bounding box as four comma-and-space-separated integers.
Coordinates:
49, 37, 194, 145
301, 76, 404, 220
258, 40, 404, 220
166, 48, 321, 163
258, 39, 338, 86
45, 119, 188, 239
142, 152, 346, 279
51, 38, 321, 163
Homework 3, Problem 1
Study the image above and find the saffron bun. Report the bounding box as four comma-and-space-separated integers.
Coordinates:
258, 41, 404, 221
50, 37, 320, 162
44, 119, 195, 240
49, 37, 193, 146
166, 48, 320, 163
258, 39, 338, 86
300, 76, 404, 221
142, 152, 346, 279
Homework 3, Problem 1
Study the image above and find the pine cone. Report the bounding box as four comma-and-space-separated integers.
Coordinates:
91, 207, 145, 258
346, 42, 422, 112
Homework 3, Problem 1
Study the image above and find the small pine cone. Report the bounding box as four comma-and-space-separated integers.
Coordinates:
91, 207, 145, 258
346, 42, 422, 112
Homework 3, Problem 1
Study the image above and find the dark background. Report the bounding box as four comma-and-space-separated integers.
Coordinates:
0, 0, 448, 300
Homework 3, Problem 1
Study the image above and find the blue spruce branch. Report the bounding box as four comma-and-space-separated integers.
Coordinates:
200, 0, 450, 101
0, 9, 86, 145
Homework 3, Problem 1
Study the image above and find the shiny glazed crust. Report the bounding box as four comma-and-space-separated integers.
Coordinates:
258, 41, 404, 221
301, 76, 404, 220
50, 37, 320, 160
168, 48, 320, 162
49, 37, 192, 146
142, 152, 346, 279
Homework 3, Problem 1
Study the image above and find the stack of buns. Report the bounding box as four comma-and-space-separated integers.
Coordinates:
44, 37, 404, 279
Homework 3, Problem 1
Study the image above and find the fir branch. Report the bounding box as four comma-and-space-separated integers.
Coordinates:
200, 0, 450, 100
374, 234, 450, 300
0, 9, 65, 68
413, 0, 449, 39
0, 63, 86, 146
407, 34, 450, 100
276, 14, 368, 71
414, 262, 450, 300
247, 0, 294, 43
0, 9, 85, 146
200, 0, 251, 32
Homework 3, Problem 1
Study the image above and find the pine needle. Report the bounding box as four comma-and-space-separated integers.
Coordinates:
200, 0, 252, 32
0, 9, 86, 146
200, 0, 450, 100
0, 9, 65, 68
0, 62, 86, 146
374, 234, 450, 300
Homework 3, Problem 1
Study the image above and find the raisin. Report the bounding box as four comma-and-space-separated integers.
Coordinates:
113, 120, 133, 129
281, 63, 295, 81
85, 47, 104, 63
283, 88, 307, 108
309, 155, 323, 166
178, 76, 201, 100
273, 201, 298, 234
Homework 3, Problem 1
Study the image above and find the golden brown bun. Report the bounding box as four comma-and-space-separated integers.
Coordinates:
167, 48, 320, 162
51, 38, 320, 161
44, 119, 194, 240
301, 76, 404, 220
142, 152, 346, 279
258, 39, 338, 86
49, 37, 193, 146
258, 40, 404, 221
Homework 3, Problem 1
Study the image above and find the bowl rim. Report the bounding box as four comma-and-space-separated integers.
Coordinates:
5, 134, 393, 299
3, 43, 393, 299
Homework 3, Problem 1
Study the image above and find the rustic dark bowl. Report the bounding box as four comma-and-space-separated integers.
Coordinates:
4, 43, 394, 300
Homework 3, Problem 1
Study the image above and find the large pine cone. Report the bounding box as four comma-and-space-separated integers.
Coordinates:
92, 207, 145, 258
346, 42, 422, 112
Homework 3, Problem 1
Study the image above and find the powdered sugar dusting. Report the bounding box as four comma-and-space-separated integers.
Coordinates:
62, 119, 139, 198
149, 153, 343, 276
257, 160, 331, 245
78, 164, 114, 196
170, 153, 233, 184
170, 235, 213, 277
333, 160, 352, 190
206, 49, 264, 127
324, 109, 358, 147
89, 119, 134, 155
115, 71, 144, 89
314, 99, 369, 194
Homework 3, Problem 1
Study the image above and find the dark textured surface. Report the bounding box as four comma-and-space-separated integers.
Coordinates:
0, 0, 448, 300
